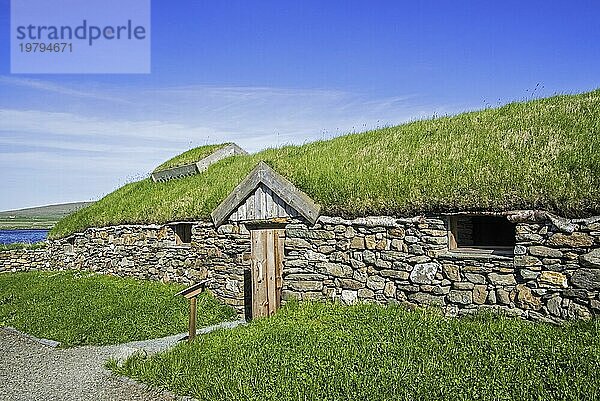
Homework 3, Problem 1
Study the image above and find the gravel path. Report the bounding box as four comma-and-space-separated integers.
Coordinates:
0, 320, 245, 401
0, 328, 175, 401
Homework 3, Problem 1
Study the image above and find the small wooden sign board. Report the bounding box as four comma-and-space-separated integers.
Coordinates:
176, 279, 211, 342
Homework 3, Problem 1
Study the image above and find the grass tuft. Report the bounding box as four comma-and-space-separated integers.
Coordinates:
0, 242, 47, 251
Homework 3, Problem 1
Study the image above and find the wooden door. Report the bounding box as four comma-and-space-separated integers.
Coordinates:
250, 228, 284, 318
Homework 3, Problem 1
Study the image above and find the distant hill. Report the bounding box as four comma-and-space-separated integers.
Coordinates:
0, 202, 94, 230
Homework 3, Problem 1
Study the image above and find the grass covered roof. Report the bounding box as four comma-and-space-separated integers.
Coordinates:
153, 143, 231, 173
51, 90, 600, 238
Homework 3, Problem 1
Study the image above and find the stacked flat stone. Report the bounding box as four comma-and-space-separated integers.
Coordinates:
282, 215, 600, 323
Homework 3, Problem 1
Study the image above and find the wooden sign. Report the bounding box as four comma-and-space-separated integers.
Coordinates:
176, 279, 211, 341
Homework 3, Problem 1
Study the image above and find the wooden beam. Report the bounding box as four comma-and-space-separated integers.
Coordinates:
195, 143, 248, 173
274, 229, 284, 311
176, 279, 211, 299
151, 163, 199, 182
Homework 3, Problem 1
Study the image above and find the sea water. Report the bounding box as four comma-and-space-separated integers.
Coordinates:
0, 229, 49, 244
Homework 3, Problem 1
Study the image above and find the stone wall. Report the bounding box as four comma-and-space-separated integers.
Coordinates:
0, 248, 49, 272
1, 212, 599, 322
49, 222, 251, 315
0, 223, 251, 316
282, 214, 600, 323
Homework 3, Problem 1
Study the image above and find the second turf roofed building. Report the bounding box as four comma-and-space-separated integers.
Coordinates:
152, 143, 247, 182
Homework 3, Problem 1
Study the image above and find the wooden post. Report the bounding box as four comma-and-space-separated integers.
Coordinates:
176, 279, 210, 343
189, 297, 197, 342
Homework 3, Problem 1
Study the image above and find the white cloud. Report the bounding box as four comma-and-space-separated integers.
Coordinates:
0, 109, 228, 143
0, 76, 132, 104
0, 150, 151, 174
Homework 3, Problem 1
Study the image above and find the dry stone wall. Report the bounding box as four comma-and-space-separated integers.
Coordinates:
282, 215, 600, 323
0, 223, 251, 316
1, 212, 599, 322
54, 223, 250, 315
0, 248, 49, 272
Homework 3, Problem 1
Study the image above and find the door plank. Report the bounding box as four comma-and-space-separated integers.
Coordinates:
265, 229, 277, 316
250, 230, 259, 317
259, 229, 269, 317
274, 229, 284, 311
251, 230, 268, 318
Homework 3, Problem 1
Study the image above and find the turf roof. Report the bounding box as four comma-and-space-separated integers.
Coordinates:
51, 90, 600, 238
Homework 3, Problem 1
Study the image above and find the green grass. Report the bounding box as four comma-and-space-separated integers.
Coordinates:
52, 90, 600, 238
0, 271, 236, 346
153, 143, 230, 172
0, 242, 47, 251
110, 301, 600, 401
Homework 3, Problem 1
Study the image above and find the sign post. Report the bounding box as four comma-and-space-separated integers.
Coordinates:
176, 279, 210, 342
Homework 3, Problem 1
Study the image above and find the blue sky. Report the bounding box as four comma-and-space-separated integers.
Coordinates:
0, 0, 599, 211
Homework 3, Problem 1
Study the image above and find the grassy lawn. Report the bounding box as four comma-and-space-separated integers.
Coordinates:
0, 271, 235, 347
111, 301, 600, 401
52, 90, 600, 238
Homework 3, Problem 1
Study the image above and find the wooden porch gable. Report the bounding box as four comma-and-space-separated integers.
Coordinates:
211, 161, 320, 227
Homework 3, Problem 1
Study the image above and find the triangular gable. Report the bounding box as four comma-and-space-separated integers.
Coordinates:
211, 161, 320, 227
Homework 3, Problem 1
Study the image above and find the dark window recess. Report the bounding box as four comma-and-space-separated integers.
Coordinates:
172, 224, 192, 245
449, 215, 515, 250
65, 236, 76, 254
